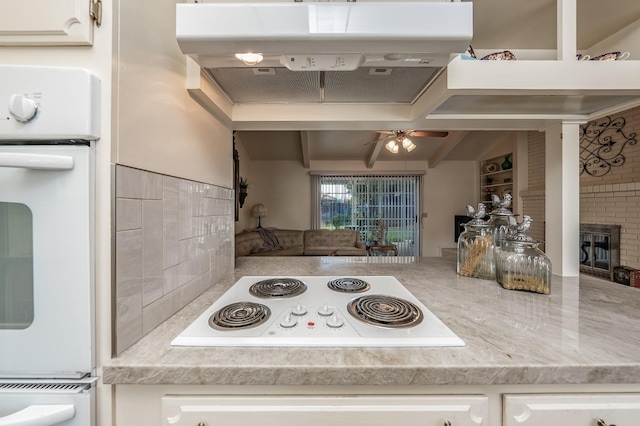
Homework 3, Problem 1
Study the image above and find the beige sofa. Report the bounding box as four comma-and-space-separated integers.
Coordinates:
235, 229, 366, 257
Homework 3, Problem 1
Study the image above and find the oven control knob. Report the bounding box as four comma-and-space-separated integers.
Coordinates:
291, 303, 307, 316
8, 94, 39, 123
280, 312, 298, 328
317, 303, 334, 316
326, 313, 344, 328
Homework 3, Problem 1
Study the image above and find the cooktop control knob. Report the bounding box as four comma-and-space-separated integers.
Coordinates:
317, 303, 334, 316
291, 303, 307, 316
9, 94, 39, 123
326, 313, 344, 328
280, 312, 297, 328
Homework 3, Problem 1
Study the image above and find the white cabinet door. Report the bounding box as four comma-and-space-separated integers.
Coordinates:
0, 0, 95, 45
504, 393, 640, 425
163, 395, 489, 426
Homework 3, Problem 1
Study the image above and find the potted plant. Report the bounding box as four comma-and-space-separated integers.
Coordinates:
238, 177, 249, 207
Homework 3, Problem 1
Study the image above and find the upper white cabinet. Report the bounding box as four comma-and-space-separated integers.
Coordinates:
0, 0, 99, 46
504, 393, 640, 426
162, 395, 489, 426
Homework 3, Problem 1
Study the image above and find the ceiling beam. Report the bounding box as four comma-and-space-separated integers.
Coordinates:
428, 131, 469, 169
367, 134, 386, 169
300, 131, 310, 168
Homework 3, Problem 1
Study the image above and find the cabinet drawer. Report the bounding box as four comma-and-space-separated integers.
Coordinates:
504, 393, 640, 425
163, 395, 488, 426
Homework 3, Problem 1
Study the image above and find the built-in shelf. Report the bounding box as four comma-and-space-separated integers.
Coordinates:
480, 153, 514, 207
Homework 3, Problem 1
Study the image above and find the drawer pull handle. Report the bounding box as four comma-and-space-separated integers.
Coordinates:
596, 419, 617, 426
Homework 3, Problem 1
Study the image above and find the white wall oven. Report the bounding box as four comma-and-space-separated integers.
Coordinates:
0, 65, 99, 425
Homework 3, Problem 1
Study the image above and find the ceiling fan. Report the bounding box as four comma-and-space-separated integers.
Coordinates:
364, 130, 449, 153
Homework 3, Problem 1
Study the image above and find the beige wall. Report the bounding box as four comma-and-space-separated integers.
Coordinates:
422, 161, 479, 256
587, 16, 640, 59
240, 160, 312, 231
233, 149, 478, 256
113, 0, 233, 188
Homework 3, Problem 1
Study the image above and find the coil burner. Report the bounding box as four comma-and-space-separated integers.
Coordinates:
172, 276, 466, 347
249, 278, 307, 299
208, 301, 271, 331
327, 277, 371, 293
347, 295, 424, 328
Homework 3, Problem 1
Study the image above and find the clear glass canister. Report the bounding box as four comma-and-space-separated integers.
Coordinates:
495, 238, 551, 294
457, 221, 495, 280
487, 211, 516, 248
487, 194, 517, 248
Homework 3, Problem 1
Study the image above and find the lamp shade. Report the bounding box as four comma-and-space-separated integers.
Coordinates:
385, 140, 399, 153
252, 203, 267, 218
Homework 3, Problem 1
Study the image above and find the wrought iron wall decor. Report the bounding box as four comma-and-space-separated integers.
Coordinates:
580, 115, 637, 176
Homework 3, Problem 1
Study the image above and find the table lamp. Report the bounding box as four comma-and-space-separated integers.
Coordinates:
252, 203, 267, 228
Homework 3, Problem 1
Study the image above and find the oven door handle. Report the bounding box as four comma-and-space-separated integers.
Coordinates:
0, 153, 74, 170
0, 404, 75, 426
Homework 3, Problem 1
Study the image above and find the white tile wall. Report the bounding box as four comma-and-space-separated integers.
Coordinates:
114, 165, 235, 354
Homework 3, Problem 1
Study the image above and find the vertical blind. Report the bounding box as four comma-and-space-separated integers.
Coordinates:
312, 174, 421, 256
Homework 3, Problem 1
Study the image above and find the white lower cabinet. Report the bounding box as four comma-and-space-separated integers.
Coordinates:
504, 393, 640, 425
162, 395, 489, 426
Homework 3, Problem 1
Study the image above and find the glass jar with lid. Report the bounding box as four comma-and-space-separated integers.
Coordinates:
487, 193, 517, 248
457, 203, 495, 280
495, 215, 551, 294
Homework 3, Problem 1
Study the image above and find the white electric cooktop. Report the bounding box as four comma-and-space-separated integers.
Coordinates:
171, 276, 465, 348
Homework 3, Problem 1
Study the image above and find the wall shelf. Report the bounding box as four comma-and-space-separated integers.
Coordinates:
480, 153, 514, 207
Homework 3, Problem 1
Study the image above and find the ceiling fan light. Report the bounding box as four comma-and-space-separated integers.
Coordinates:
385, 140, 399, 153
405, 141, 417, 152
235, 52, 264, 66
401, 137, 413, 149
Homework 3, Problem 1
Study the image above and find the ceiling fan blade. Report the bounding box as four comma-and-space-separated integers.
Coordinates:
363, 135, 393, 146
410, 131, 449, 138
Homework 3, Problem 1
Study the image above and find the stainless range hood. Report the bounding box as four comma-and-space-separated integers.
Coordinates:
176, 1, 473, 70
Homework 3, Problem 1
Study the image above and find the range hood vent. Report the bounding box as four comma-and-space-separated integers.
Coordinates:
176, 1, 473, 71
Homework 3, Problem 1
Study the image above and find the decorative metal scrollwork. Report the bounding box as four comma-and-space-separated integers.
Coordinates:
580, 115, 637, 176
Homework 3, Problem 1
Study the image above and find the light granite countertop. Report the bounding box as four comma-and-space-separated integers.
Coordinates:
103, 256, 640, 386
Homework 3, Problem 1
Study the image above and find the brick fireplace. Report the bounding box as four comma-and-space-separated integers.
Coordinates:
579, 224, 620, 280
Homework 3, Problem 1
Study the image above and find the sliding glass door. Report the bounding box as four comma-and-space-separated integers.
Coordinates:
316, 175, 420, 256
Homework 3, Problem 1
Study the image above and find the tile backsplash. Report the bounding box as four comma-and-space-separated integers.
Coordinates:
114, 165, 234, 354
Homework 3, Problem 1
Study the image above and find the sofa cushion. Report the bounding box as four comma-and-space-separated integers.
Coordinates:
304, 230, 333, 247
250, 246, 304, 256
236, 228, 366, 257
235, 231, 264, 257
236, 229, 305, 257
335, 248, 367, 256
273, 229, 304, 248
303, 246, 340, 256
303, 229, 365, 256
331, 229, 358, 246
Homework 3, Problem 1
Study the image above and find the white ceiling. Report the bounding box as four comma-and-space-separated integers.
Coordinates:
230, 0, 640, 166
